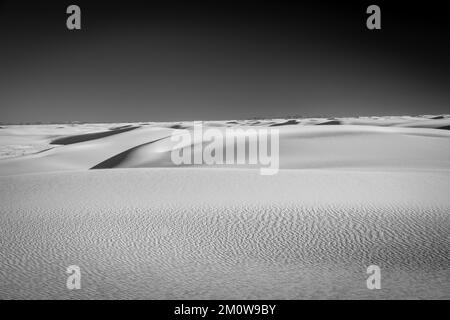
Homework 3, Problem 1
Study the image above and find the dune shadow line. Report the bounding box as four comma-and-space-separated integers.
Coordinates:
50, 126, 139, 145
90, 136, 170, 169
270, 120, 299, 127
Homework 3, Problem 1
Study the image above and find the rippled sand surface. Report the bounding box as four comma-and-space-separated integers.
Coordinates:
1, 169, 449, 299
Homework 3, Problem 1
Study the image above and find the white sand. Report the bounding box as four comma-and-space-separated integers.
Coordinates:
0, 116, 449, 299
1, 116, 450, 176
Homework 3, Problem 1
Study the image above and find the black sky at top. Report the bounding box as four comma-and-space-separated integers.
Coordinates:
0, 0, 449, 123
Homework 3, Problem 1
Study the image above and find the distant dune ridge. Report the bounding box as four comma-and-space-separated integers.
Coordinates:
0, 115, 450, 175
0, 115, 449, 299
50, 125, 139, 145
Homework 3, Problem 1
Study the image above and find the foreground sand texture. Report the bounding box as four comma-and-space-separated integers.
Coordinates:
0, 116, 449, 299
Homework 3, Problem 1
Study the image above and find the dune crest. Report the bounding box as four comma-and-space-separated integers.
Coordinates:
0, 118, 449, 176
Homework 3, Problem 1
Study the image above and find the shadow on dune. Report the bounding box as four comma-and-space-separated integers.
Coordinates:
316, 120, 342, 125
50, 126, 139, 145
170, 124, 189, 129
90, 136, 170, 169
270, 120, 299, 127
109, 124, 134, 130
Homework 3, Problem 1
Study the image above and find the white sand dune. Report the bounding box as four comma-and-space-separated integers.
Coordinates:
1, 117, 450, 176
0, 116, 449, 299
0, 169, 449, 299
0, 123, 145, 159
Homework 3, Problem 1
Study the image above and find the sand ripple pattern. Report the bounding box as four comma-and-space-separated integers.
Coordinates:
0, 169, 449, 299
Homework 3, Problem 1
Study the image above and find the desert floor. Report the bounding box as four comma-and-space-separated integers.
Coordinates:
0, 115, 449, 299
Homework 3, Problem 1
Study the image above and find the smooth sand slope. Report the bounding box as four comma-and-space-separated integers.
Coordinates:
0, 116, 449, 299
1, 115, 450, 176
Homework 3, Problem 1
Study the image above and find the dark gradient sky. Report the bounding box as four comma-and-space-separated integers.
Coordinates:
0, 0, 449, 123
